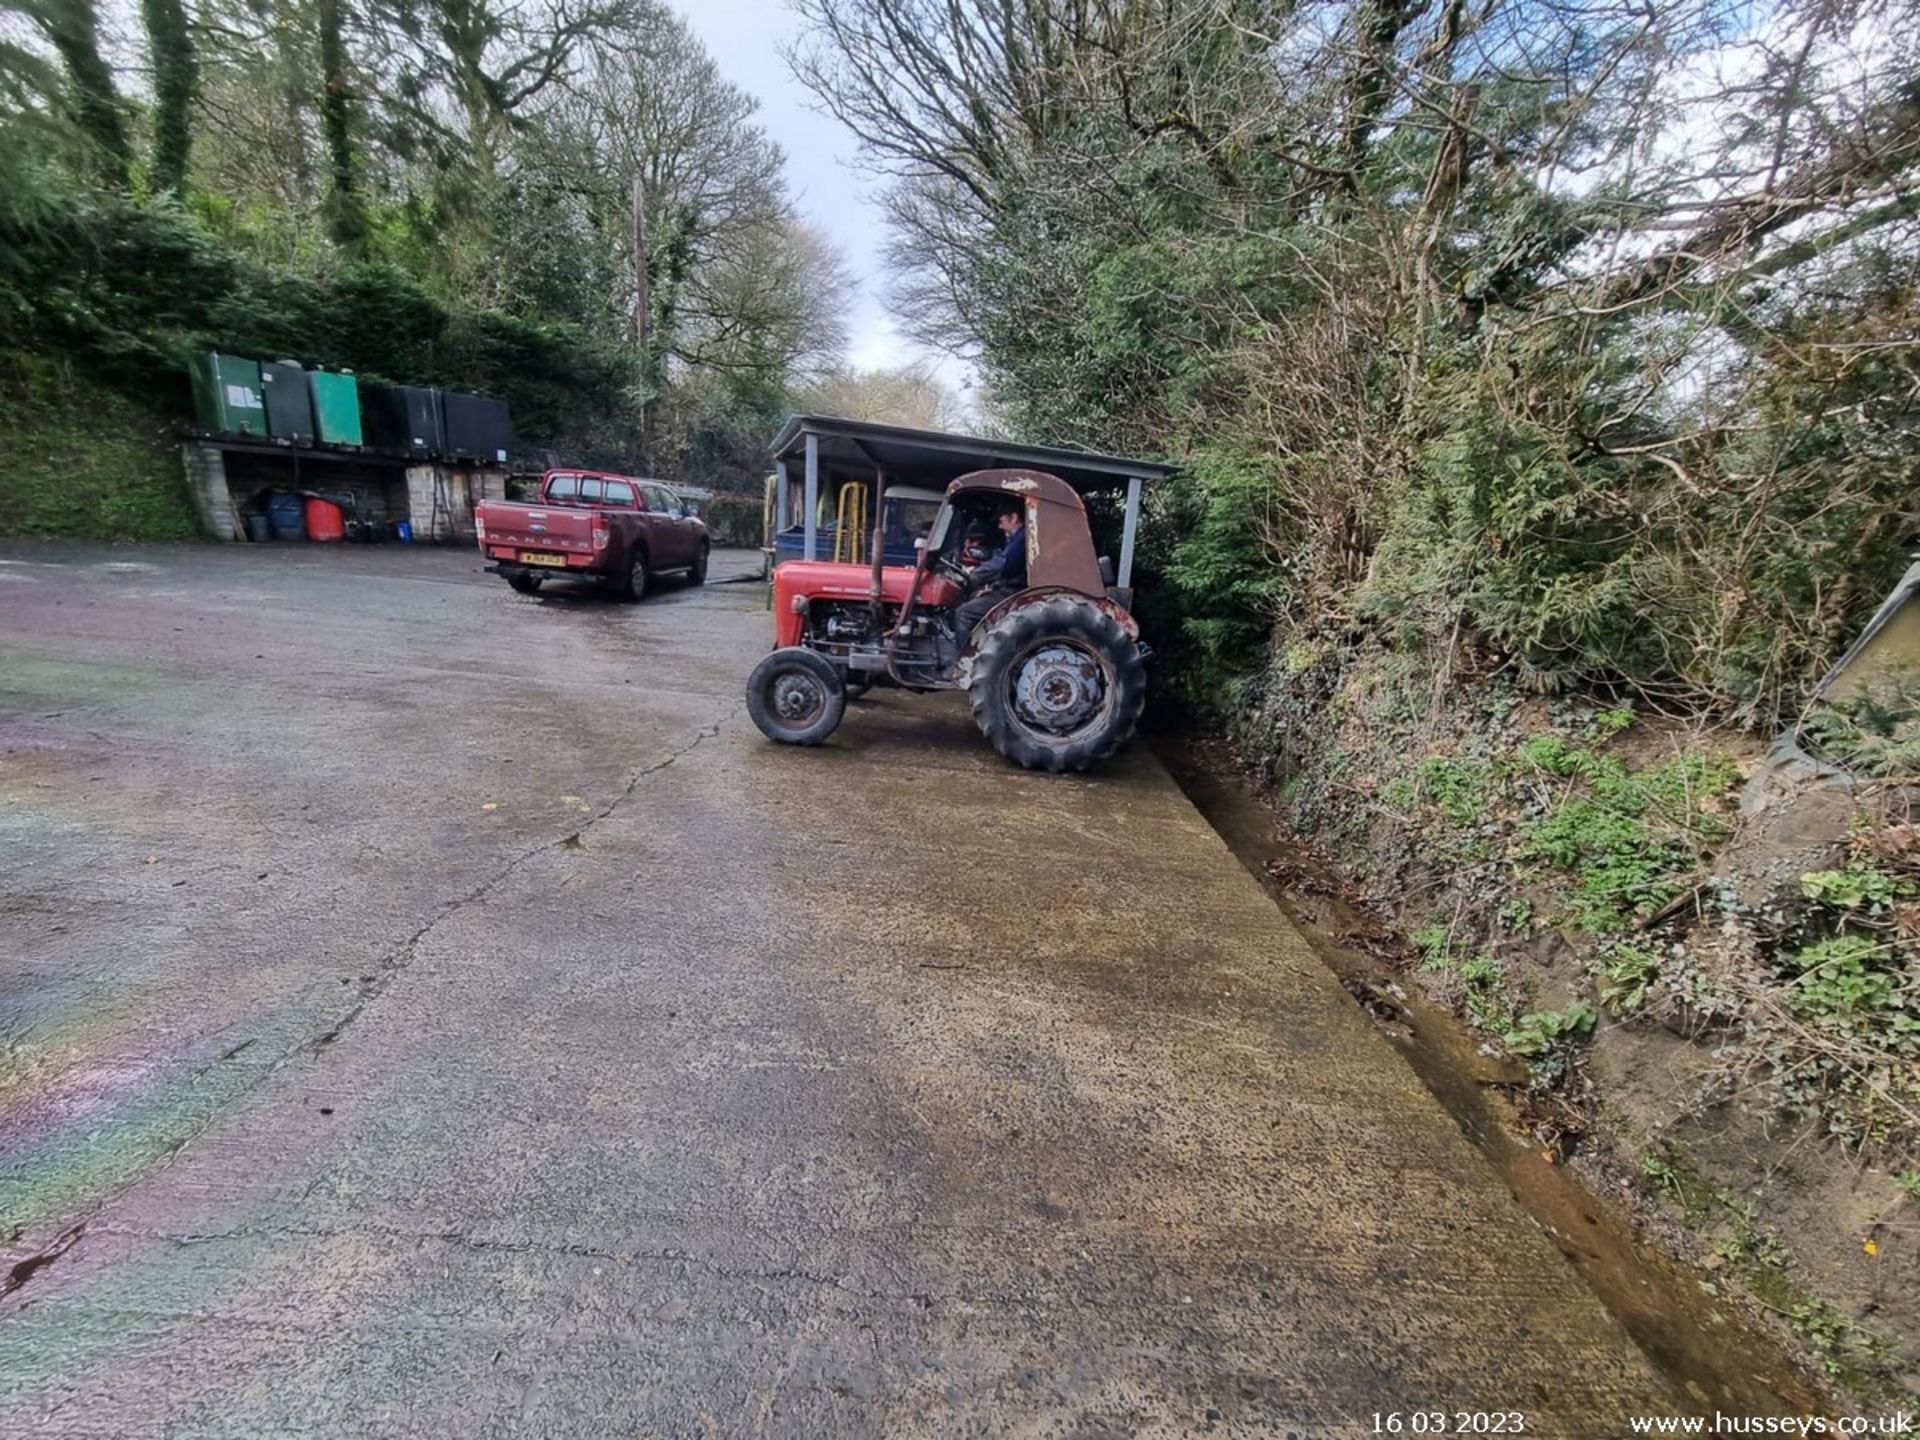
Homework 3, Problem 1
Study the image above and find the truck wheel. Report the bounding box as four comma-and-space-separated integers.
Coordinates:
690, 541, 709, 585
621, 549, 650, 603
967, 597, 1146, 772
507, 573, 543, 595
747, 647, 846, 747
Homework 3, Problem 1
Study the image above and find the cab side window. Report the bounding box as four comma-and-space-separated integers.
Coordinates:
578, 479, 605, 503
645, 484, 675, 515
546, 474, 579, 503
604, 480, 636, 507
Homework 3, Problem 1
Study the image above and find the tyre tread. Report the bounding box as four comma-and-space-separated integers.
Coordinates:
966, 597, 1145, 772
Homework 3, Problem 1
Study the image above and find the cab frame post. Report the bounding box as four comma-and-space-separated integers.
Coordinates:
1117, 476, 1143, 590
802, 432, 820, 561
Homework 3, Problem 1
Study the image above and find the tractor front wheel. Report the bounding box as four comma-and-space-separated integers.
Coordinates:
747, 647, 846, 747
967, 597, 1145, 772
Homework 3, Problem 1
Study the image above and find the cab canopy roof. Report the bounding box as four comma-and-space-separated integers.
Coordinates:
769, 415, 1173, 494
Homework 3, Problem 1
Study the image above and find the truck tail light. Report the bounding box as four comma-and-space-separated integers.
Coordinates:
591, 523, 609, 551
474, 515, 486, 541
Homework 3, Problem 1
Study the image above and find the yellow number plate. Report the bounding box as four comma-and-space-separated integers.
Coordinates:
520, 551, 568, 568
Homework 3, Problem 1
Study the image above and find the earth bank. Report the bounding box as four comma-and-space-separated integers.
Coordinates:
1174, 651, 1920, 1406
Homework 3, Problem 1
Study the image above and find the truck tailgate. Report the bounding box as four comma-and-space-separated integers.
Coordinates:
477, 503, 600, 567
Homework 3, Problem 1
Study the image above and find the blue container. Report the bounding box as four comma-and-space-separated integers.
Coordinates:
395, 520, 413, 545
774, 524, 921, 568
265, 490, 307, 541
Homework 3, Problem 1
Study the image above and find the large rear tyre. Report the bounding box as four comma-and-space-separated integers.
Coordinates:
689, 541, 710, 584
967, 597, 1145, 772
620, 549, 650, 603
506, 573, 543, 595
747, 647, 846, 746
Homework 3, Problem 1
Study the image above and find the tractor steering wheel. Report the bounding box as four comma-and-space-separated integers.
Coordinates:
935, 551, 971, 586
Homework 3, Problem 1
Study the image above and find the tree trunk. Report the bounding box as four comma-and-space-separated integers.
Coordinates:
140, 0, 198, 196
41, 0, 131, 189
317, 0, 366, 254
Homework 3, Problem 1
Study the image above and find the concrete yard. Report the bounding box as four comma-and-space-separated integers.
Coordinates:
1, 542, 1687, 1435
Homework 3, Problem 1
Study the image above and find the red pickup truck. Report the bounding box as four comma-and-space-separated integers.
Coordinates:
476, 469, 710, 599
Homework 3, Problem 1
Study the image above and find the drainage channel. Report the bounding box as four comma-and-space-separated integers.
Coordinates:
1154, 734, 1827, 1417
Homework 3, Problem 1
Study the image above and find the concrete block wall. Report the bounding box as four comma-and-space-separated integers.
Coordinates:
182, 442, 238, 541
405, 465, 508, 541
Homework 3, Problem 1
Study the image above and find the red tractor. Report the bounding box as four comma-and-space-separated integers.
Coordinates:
746, 469, 1148, 772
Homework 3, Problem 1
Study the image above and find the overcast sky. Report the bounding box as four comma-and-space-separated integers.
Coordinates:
667, 0, 975, 397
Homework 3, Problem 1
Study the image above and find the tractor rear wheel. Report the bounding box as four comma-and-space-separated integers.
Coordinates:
747, 647, 846, 746
967, 597, 1145, 772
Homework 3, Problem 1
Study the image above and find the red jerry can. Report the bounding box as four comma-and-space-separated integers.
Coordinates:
304, 496, 346, 542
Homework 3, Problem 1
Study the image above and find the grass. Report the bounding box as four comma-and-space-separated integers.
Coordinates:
1646, 1146, 1897, 1394
0, 352, 198, 540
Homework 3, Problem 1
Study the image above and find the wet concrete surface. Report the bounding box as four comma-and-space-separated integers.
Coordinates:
1156, 739, 1821, 1419
1, 543, 1692, 1435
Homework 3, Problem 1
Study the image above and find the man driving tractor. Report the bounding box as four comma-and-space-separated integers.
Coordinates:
953, 501, 1026, 647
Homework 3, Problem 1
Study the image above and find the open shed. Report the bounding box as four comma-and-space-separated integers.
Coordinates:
768, 415, 1174, 590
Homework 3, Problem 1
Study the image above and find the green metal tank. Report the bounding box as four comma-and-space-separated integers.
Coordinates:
188, 352, 267, 437
308, 370, 363, 446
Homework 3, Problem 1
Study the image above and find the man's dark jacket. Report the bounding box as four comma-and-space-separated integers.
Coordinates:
974, 524, 1027, 590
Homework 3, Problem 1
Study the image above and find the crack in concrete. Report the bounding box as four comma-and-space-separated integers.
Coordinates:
0, 700, 744, 1309
86, 1218, 945, 1308
0, 1223, 86, 1300
314, 697, 743, 1055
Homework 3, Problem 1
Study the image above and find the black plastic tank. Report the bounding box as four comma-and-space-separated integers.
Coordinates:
438, 391, 514, 463
260, 361, 316, 444
361, 385, 445, 457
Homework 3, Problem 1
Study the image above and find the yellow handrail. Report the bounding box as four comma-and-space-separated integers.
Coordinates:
833, 481, 867, 565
